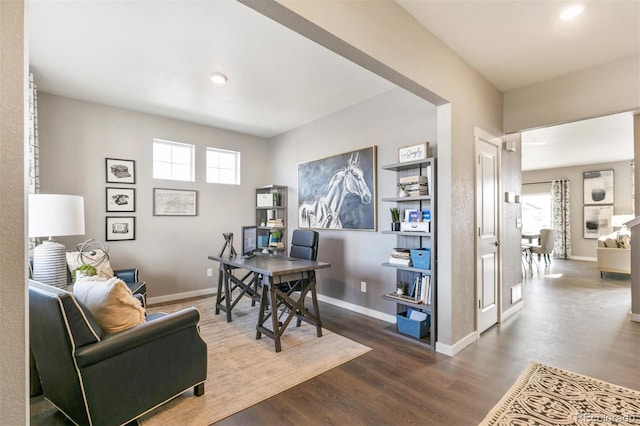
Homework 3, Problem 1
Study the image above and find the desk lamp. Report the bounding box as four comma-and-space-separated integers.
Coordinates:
29, 194, 85, 288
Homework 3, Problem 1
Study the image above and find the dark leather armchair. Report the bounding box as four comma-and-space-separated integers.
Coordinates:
29, 280, 207, 425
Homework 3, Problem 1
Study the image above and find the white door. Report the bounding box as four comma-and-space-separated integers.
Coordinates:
475, 128, 501, 334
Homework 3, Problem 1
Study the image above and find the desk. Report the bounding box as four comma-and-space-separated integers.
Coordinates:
208, 254, 331, 352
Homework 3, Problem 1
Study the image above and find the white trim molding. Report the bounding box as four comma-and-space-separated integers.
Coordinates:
316, 293, 396, 323
147, 288, 215, 305
501, 301, 524, 322
436, 331, 478, 357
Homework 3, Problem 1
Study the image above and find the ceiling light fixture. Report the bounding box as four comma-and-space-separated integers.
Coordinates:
559, 4, 584, 21
209, 72, 228, 85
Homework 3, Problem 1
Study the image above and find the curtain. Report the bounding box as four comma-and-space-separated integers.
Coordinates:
27, 72, 40, 253
551, 179, 571, 259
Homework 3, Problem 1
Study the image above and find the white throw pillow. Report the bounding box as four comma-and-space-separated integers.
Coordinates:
73, 276, 144, 334
66, 251, 114, 280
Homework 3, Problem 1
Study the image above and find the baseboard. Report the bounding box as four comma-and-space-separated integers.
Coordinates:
147, 288, 216, 305
630, 312, 640, 322
435, 331, 478, 357
501, 301, 524, 321
316, 293, 396, 323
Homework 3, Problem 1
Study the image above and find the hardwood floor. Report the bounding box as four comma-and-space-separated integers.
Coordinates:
31, 259, 638, 425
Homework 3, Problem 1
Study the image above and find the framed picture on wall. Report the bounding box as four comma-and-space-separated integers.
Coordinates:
583, 205, 613, 239
583, 169, 614, 205
106, 216, 135, 241
106, 187, 135, 212
106, 158, 136, 184
297, 146, 377, 231
153, 188, 198, 216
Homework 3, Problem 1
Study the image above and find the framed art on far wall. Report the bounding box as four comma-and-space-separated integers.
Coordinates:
583, 169, 614, 205
106, 216, 135, 241
106, 158, 136, 184
106, 187, 135, 212
583, 205, 613, 239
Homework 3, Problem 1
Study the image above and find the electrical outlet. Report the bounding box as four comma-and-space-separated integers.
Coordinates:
207, 268, 213, 277
361, 281, 367, 292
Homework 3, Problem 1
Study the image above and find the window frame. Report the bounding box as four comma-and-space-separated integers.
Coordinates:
152, 138, 195, 182
205, 147, 241, 185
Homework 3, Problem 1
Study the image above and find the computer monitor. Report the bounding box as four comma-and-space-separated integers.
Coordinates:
241, 226, 257, 258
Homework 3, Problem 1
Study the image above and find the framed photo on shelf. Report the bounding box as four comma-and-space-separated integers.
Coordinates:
106, 216, 135, 241
106, 158, 136, 184
106, 187, 135, 212
583, 169, 614, 205
398, 143, 428, 163
153, 188, 197, 216
297, 146, 376, 231
583, 205, 613, 239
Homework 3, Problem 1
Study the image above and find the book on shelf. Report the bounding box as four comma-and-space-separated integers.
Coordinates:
388, 257, 410, 266
384, 292, 422, 303
269, 241, 285, 248
404, 183, 428, 191
408, 189, 428, 197
266, 218, 284, 227
399, 175, 428, 184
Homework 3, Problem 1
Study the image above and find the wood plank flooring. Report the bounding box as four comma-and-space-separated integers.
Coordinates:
31, 259, 639, 425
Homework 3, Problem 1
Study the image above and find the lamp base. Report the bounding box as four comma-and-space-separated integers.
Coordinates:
32, 240, 68, 288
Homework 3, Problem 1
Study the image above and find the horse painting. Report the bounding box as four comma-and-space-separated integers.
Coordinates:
298, 149, 375, 230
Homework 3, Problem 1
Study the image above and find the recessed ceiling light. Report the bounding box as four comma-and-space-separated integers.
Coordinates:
209, 72, 228, 85
560, 5, 584, 21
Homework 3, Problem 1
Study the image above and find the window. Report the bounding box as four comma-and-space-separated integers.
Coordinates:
521, 193, 552, 234
206, 147, 240, 185
153, 139, 195, 182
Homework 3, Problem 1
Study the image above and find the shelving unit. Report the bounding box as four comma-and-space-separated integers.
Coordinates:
381, 158, 436, 349
255, 185, 288, 254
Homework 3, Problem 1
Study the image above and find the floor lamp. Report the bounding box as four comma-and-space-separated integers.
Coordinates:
29, 194, 85, 288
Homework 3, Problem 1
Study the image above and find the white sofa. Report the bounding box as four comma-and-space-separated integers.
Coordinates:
597, 231, 631, 277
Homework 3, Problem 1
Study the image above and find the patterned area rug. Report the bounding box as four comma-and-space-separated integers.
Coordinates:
139, 296, 371, 425
480, 362, 640, 426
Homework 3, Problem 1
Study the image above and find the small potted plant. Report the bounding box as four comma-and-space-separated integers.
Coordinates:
390, 207, 400, 231
72, 264, 97, 282
397, 282, 406, 295
398, 183, 409, 197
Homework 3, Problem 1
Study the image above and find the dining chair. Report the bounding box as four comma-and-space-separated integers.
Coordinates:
530, 228, 557, 264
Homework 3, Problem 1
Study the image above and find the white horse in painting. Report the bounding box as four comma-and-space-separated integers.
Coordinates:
299, 153, 372, 229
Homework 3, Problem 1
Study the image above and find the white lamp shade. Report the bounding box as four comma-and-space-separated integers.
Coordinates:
611, 214, 634, 228
28, 194, 85, 238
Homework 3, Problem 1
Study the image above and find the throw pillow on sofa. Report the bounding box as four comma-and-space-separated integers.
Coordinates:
73, 276, 145, 334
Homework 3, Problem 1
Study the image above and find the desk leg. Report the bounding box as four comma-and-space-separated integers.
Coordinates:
256, 279, 268, 341
269, 282, 282, 352
215, 267, 223, 315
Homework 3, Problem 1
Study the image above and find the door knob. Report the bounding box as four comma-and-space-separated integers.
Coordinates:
493, 241, 501, 247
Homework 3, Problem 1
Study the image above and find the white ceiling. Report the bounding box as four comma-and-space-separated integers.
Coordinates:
29, 1, 638, 168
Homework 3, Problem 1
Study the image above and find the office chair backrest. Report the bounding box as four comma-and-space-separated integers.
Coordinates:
289, 229, 319, 261
539, 228, 556, 253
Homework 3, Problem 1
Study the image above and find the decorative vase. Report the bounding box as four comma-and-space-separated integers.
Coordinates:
399, 190, 408, 197
392, 222, 401, 232
396, 288, 403, 295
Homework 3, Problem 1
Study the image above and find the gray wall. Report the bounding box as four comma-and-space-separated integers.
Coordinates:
0, 0, 27, 423
269, 0, 504, 352
270, 88, 437, 316
523, 160, 634, 259
504, 56, 640, 133
501, 134, 523, 313
37, 93, 271, 301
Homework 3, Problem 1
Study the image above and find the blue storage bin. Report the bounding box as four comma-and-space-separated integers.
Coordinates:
410, 248, 431, 269
258, 235, 269, 248
396, 310, 430, 338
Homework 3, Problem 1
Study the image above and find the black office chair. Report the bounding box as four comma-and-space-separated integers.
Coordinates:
275, 229, 319, 322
